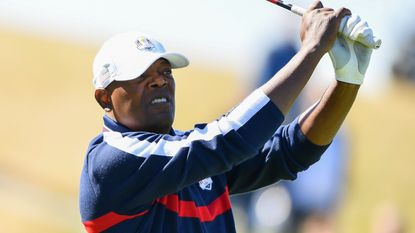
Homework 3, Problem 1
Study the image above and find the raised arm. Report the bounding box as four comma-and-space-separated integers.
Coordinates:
299, 14, 374, 145
260, 1, 351, 115
226, 4, 375, 195
299, 82, 358, 145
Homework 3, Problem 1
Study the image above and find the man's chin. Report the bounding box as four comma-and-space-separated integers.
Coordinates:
148, 115, 174, 133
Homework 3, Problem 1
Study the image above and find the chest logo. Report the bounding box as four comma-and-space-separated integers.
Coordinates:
198, 177, 213, 191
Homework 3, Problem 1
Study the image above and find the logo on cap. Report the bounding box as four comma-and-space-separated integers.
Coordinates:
136, 36, 156, 52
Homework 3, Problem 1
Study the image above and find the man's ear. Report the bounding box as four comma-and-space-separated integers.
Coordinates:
95, 89, 112, 111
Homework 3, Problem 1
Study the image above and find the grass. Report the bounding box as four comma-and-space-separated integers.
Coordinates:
337, 81, 415, 232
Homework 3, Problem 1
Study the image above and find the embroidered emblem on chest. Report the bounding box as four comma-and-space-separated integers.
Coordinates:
198, 177, 213, 191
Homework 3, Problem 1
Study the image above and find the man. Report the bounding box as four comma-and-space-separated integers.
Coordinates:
80, 1, 374, 232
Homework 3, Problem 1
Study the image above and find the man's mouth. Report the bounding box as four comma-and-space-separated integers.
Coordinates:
151, 97, 168, 104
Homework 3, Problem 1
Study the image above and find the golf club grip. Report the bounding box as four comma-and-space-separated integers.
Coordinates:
290, 5, 306, 16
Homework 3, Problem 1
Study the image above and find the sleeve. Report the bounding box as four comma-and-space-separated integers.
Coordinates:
87, 89, 285, 210
226, 117, 330, 195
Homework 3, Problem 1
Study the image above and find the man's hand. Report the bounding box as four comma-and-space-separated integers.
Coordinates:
329, 15, 374, 85
300, 1, 351, 57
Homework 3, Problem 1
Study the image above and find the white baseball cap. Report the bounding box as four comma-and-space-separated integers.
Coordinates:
93, 32, 189, 89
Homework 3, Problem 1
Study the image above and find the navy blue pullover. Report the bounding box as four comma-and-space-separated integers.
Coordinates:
80, 90, 328, 232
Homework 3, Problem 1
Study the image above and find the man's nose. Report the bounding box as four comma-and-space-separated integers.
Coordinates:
149, 74, 167, 88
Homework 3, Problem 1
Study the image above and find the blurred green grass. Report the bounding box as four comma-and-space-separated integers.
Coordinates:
0, 28, 414, 232
338, 82, 415, 232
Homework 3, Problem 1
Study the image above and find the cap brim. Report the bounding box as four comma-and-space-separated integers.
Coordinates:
161, 52, 189, 69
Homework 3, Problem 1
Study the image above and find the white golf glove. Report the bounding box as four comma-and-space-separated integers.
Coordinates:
329, 15, 375, 85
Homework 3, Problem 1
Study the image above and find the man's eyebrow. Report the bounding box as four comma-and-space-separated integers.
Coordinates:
160, 59, 171, 66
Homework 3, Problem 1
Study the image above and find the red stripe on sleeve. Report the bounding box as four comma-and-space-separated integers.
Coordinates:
83, 210, 148, 233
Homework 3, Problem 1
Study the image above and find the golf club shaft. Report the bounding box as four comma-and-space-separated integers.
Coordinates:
266, 0, 306, 16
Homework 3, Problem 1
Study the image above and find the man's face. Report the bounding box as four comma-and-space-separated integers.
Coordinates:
107, 59, 175, 133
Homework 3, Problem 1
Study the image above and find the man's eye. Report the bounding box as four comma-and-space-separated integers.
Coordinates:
163, 70, 172, 77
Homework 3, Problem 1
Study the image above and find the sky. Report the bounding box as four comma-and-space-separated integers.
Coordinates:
1, 0, 414, 94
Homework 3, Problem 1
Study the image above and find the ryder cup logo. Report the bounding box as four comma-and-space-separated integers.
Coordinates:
136, 36, 156, 52
198, 177, 213, 191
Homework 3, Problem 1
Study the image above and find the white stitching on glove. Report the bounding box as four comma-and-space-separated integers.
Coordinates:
329, 15, 374, 85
